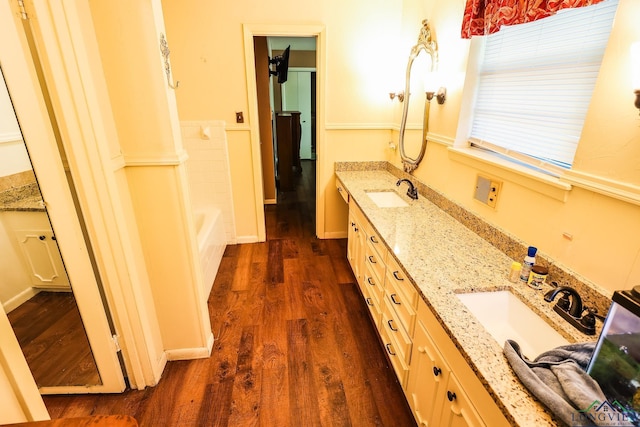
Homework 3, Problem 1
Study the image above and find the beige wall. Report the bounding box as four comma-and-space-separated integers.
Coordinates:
387, 0, 640, 293
161, 0, 416, 239
162, 0, 640, 293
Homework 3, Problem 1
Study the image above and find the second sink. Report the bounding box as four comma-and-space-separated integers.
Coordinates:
457, 290, 569, 359
365, 191, 409, 208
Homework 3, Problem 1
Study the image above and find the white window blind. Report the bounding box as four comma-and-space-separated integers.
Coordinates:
469, 0, 618, 170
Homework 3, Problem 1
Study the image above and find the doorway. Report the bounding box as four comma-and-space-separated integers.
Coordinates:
0, 14, 125, 395
253, 36, 317, 228
243, 24, 325, 241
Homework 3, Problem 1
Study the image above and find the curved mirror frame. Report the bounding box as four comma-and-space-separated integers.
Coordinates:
399, 20, 438, 173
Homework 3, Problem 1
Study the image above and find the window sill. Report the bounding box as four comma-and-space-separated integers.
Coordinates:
448, 146, 572, 202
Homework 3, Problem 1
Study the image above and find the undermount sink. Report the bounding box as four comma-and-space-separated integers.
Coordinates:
365, 191, 409, 208
456, 290, 569, 359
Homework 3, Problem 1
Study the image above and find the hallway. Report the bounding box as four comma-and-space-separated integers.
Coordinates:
43, 160, 416, 426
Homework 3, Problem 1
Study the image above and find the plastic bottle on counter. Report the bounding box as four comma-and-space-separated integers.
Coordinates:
508, 261, 522, 283
519, 246, 537, 283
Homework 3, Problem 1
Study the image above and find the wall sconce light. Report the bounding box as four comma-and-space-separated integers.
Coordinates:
390, 91, 405, 102
632, 42, 640, 113
425, 87, 446, 105
424, 71, 446, 105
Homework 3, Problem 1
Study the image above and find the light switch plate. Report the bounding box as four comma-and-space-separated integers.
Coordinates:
474, 175, 491, 204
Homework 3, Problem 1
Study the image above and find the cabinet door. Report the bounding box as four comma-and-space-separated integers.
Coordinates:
438, 374, 486, 427
347, 210, 358, 274
407, 318, 450, 427
15, 229, 70, 289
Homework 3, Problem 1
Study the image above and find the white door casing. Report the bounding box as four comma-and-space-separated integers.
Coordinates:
0, 0, 126, 395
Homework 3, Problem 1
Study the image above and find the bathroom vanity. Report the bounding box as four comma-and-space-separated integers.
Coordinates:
336, 165, 601, 427
0, 178, 70, 311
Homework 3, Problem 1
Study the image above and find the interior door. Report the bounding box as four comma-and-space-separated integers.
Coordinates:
282, 70, 313, 159
0, 3, 125, 395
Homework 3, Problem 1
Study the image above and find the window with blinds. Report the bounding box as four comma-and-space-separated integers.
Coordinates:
469, 0, 619, 172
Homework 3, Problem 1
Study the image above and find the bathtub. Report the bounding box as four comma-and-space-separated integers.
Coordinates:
194, 208, 226, 298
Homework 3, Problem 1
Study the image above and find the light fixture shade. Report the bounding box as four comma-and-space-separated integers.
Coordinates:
423, 71, 440, 94
631, 42, 640, 91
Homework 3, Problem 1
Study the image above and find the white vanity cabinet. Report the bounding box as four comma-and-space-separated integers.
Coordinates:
408, 299, 510, 427
1, 211, 70, 290
343, 193, 510, 427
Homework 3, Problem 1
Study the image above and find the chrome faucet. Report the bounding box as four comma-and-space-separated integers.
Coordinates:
544, 286, 595, 335
396, 179, 418, 200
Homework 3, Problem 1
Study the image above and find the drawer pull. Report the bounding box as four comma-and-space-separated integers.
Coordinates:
351, 222, 355, 227
366, 298, 374, 307
370, 236, 379, 244
368, 256, 376, 264
392, 271, 404, 281
367, 277, 375, 286
385, 343, 396, 356
447, 391, 457, 402
387, 319, 398, 332
390, 293, 401, 305
354, 227, 359, 232
338, 187, 343, 192
433, 366, 442, 377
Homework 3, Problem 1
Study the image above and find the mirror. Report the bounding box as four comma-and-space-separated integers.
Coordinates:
0, 67, 101, 388
398, 20, 438, 173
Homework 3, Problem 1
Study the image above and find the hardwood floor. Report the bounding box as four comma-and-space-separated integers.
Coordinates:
7, 291, 100, 387
44, 160, 417, 426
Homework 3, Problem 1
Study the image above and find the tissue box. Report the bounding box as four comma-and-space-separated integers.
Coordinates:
587, 287, 640, 422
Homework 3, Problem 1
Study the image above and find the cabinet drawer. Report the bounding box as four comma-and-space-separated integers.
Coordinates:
336, 178, 349, 204
363, 223, 387, 262
379, 323, 409, 388
363, 262, 384, 307
382, 295, 413, 365
386, 255, 417, 308
385, 282, 416, 336
364, 240, 386, 284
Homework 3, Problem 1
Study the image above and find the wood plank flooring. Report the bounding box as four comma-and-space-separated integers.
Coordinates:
43, 160, 417, 426
7, 291, 100, 387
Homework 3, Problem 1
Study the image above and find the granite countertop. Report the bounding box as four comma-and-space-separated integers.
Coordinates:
0, 182, 45, 212
335, 169, 599, 427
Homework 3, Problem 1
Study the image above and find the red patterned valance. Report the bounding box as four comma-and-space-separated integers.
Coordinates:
461, 0, 607, 39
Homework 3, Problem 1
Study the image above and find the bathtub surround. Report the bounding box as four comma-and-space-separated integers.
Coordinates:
182, 121, 235, 298
335, 161, 612, 316
182, 121, 237, 245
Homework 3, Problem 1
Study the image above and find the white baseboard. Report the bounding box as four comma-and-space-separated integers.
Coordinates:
322, 231, 348, 239
3, 287, 39, 313
165, 332, 214, 361
236, 235, 260, 244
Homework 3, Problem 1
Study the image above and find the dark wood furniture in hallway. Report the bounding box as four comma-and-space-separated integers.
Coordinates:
43, 160, 416, 426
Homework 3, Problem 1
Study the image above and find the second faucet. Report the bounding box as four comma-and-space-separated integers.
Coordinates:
396, 179, 418, 200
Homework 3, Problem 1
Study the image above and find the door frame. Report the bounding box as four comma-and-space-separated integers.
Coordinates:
0, 0, 126, 395
243, 24, 326, 240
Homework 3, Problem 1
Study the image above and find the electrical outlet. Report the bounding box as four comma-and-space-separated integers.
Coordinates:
474, 175, 502, 208
487, 180, 502, 208
235, 111, 244, 123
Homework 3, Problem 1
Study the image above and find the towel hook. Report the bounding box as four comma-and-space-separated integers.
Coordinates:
160, 33, 180, 89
